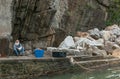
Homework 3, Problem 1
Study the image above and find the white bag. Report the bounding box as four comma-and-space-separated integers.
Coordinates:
59, 36, 75, 49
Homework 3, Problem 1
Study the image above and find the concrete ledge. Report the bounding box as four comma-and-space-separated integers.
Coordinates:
0, 55, 120, 79
0, 56, 69, 62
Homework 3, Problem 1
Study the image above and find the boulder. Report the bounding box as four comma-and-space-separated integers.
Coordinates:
115, 36, 120, 45
96, 38, 104, 44
75, 38, 103, 48
101, 30, 111, 41
105, 24, 120, 36
98, 50, 107, 57
85, 47, 93, 56
104, 41, 120, 55
112, 49, 120, 57
76, 31, 89, 38
88, 28, 101, 39
104, 41, 113, 54
111, 28, 120, 36
84, 46, 107, 56
105, 24, 119, 31
91, 46, 107, 56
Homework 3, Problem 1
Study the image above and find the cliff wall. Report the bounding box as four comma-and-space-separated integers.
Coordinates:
11, 0, 110, 48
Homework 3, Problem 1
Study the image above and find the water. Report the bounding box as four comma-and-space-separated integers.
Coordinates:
40, 67, 120, 79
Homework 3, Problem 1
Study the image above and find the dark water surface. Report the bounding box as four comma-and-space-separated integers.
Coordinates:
40, 67, 120, 79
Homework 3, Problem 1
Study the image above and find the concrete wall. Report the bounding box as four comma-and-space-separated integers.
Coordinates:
0, 0, 12, 36
0, 58, 77, 79
0, 57, 120, 79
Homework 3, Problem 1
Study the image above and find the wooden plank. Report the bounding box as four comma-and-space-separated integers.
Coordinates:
68, 55, 114, 61
74, 58, 120, 64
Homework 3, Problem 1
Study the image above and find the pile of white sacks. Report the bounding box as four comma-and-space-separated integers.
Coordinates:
47, 24, 120, 57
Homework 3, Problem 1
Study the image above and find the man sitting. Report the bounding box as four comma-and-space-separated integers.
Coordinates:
13, 40, 24, 56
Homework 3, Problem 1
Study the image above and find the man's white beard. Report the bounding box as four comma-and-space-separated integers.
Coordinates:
15, 42, 19, 45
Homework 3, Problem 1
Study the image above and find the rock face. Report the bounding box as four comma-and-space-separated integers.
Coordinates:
12, 0, 56, 48
0, 0, 12, 35
0, 0, 12, 57
11, 0, 110, 49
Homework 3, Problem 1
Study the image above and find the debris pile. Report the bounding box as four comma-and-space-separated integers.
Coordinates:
47, 24, 120, 57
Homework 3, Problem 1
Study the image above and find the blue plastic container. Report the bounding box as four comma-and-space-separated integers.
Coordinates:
34, 49, 44, 58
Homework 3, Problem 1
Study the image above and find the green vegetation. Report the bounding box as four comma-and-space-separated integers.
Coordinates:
106, 0, 120, 26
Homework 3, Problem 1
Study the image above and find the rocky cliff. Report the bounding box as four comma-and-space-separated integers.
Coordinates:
0, 0, 12, 36
0, 0, 120, 53
11, 0, 111, 48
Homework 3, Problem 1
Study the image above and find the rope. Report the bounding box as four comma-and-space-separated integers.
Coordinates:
70, 57, 93, 71
76, 63, 93, 71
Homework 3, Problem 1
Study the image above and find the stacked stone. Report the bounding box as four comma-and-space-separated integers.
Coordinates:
48, 24, 120, 57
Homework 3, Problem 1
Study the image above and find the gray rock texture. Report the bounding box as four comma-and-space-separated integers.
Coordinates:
0, 0, 116, 54
11, 0, 110, 49
0, 0, 12, 36
0, 0, 12, 56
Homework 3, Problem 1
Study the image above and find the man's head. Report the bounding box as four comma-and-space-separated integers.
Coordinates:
15, 40, 20, 45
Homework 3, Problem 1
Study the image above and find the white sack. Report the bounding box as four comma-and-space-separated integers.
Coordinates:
59, 36, 75, 49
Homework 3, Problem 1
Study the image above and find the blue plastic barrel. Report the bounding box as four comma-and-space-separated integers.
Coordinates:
34, 49, 44, 58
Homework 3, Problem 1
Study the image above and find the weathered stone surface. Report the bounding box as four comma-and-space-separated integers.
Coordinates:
5, 0, 118, 55
76, 32, 89, 38
0, 57, 72, 79
104, 41, 120, 55
23, 41, 32, 50
86, 46, 107, 56
0, 37, 10, 57
101, 31, 111, 41
0, 0, 112, 51
88, 28, 101, 39
0, 0, 12, 35
32, 40, 47, 48
11, 0, 57, 50
112, 49, 120, 57
25, 50, 32, 56
115, 36, 120, 45
0, 0, 12, 55
11, 0, 110, 48
105, 24, 120, 40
